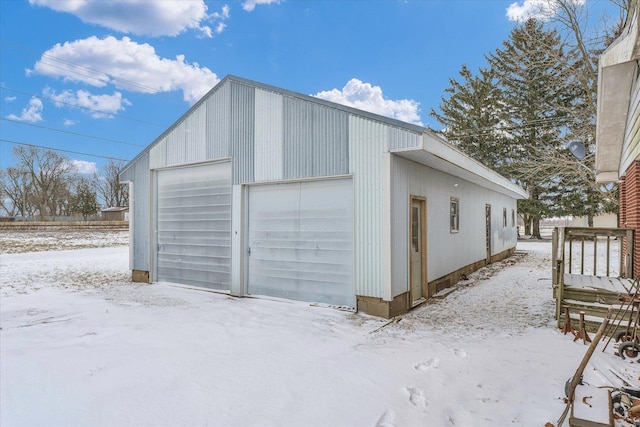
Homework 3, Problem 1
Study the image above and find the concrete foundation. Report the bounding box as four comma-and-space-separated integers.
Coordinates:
132, 270, 150, 283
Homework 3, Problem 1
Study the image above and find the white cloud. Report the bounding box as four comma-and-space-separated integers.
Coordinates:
63, 119, 77, 126
314, 79, 423, 126
43, 88, 131, 118
5, 96, 16, 102
215, 22, 227, 34
70, 159, 98, 174
30, 36, 220, 104
212, 5, 230, 19
506, 0, 585, 23
242, 0, 281, 12
28, 0, 223, 37
6, 98, 43, 123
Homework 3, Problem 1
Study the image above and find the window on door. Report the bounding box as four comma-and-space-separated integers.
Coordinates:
450, 197, 459, 233
412, 206, 420, 252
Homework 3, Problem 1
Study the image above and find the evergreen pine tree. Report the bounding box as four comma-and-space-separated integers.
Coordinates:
488, 18, 578, 238
71, 178, 100, 220
430, 65, 510, 175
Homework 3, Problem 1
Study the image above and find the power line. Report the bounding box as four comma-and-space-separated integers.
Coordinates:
1, 118, 145, 148
0, 86, 164, 127
0, 39, 161, 94
0, 139, 130, 162
438, 116, 576, 140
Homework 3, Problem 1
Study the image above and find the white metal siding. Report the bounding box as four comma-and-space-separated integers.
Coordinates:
162, 107, 207, 167
349, 116, 387, 298
165, 121, 186, 165
312, 106, 349, 176
283, 98, 314, 179
390, 155, 517, 296
156, 162, 232, 290
387, 127, 422, 151
126, 153, 150, 272
231, 82, 255, 184
247, 179, 354, 307
184, 106, 207, 164
254, 89, 284, 181
149, 137, 167, 169
205, 81, 231, 160
282, 97, 349, 180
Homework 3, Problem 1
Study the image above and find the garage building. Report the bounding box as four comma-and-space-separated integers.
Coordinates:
120, 75, 527, 318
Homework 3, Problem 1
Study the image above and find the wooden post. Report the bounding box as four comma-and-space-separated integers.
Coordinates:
552, 228, 558, 288
631, 229, 635, 279
569, 237, 573, 274
554, 228, 567, 329
606, 236, 610, 277
580, 237, 585, 275
593, 237, 597, 276
557, 309, 611, 426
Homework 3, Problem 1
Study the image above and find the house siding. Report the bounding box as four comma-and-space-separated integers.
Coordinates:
622, 76, 640, 176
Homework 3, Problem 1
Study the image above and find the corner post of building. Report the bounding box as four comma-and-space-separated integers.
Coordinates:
125, 180, 134, 275
381, 152, 393, 303
230, 184, 246, 297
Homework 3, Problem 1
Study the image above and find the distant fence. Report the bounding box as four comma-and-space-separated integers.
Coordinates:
0, 221, 128, 231
4, 215, 102, 222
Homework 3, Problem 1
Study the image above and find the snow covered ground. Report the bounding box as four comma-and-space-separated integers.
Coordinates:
0, 230, 128, 254
1, 233, 638, 426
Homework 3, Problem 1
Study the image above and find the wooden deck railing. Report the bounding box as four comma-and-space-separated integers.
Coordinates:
552, 227, 635, 330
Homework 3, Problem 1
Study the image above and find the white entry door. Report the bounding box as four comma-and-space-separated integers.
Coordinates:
410, 198, 426, 304
155, 162, 231, 289
247, 179, 354, 307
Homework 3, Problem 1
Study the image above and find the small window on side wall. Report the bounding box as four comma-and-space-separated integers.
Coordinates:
503, 207, 507, 228
511, 209, 515, 227
450, 198, 459, 233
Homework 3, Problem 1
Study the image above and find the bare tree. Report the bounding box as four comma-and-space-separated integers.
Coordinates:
542, 0, 629, 224
0, 167, 33, 218
94, 159, 129, 208
0, 170, 18, 217
11, 146, 76, 220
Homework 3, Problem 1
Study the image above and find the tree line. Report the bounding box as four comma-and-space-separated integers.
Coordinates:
0, 146, 128, 220
431, 0, 629, 238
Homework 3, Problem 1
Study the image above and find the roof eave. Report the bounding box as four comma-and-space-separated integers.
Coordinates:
391, 131, 528, 200
595, 1, 640, 179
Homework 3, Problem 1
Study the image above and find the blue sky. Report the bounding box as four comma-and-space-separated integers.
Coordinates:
0, 0, 620, 174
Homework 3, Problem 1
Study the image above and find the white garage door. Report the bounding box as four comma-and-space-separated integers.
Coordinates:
156, 162, 231, 290
248, 179, 354, 307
